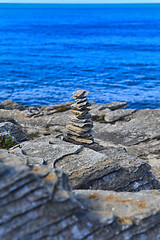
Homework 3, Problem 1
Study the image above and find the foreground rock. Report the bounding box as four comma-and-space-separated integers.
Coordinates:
0, 151, 160, 240
75, 189, 160, 240
10, 136, 158, 191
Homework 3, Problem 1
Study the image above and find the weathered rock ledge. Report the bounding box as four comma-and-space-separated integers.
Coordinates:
9, 136, 157, 192
0, 151, 160, 240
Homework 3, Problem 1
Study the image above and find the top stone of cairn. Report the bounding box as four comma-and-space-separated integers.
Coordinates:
71, 90, 89, 99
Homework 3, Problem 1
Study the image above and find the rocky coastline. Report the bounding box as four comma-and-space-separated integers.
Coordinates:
0, 95, 160, 240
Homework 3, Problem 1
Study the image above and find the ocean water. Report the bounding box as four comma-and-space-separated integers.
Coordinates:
0, 3, 160, 109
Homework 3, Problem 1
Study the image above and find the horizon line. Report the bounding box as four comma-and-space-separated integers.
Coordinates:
1, 2, 160, 3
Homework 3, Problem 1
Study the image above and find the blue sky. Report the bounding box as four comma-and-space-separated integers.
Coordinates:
1, 0, 160, 3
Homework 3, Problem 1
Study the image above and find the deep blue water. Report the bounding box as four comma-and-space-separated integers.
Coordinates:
0, 3, 160, 109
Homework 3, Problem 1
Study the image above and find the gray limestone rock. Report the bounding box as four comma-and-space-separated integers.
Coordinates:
67, 129, 94, 138
75, 189, 160, 240
0, 100, 160, 191
67, 135, 94, 144
104, 108, 136, 123
90, 106, 111, 120
72, 109, 89, 116
52, 102, 72, 112
102, 101, 128, 110
0, 151, 160, 240
71, 121, 93, 129
72, 101, 91, 110
9, 136, 157, 192
0, 108, 71, 138
76, 96, 88, 104
94, 108, 160, 190
71, 89, 89, 99
70, 115, 92, 123
0, 99, 26, 111
0, 99, 160, 239
66, 123, 93, 133
75, 112, 92, 119
0, 121, 27, 143
94, 109, 160, 147
55, 145, 156, 191
10, 136, 82, 168
89, 102, 128, 122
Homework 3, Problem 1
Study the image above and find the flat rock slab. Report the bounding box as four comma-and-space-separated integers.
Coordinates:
10, 136, 157, 191
0, 108, 71, 138
71, 89, 89, 99
104, 108, 136, 123
11, 136, 82, 168
94, 109, 160, 147
90, 102, 127, 120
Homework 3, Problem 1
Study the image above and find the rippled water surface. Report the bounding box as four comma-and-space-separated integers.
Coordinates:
0, 3, 160, 109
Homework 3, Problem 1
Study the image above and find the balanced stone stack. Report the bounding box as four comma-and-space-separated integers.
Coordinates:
66, 90, 94, 144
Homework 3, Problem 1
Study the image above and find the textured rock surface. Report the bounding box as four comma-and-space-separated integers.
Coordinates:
0, 121, 27, 143
0, 99, 26, 111
1, 99, 160, 239
104, 108, 136, 123
0, 100, 160, 187
75, 189, 160, 240
90, 102, 127, 121
94, 108, 160, 187
9, 136, 157, 191
0, 151, 160, 240
0, 108, 71, 138
0, 151, 80, 240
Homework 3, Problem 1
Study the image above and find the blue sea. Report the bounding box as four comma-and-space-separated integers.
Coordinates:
0, 3, 160, 109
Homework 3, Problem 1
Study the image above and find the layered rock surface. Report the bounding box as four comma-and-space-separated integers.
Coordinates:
0, 151, 160, 240
94, 108, 160, 186
8, 136, 157, 191
75, 189, 160, 240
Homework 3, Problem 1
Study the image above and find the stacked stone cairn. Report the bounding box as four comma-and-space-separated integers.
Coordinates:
66, 90, 94, 144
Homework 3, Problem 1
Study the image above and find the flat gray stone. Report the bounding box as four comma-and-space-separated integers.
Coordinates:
104, 109, 136, 123
94, 109, 160, 147
104, 101, 128, 110
12, 136, 82, 168
0, 99, 26, 111
71, 90, 89, 99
